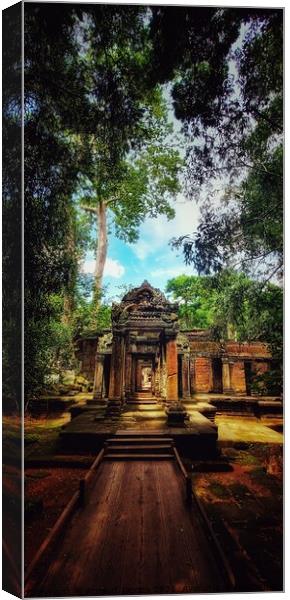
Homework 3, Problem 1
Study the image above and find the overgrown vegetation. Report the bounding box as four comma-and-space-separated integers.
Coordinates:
3, 5, 282, 409
166, 271, 282, 393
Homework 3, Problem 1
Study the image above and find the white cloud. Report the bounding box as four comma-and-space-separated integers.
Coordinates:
130, 195, 200, 260
104, 258, 125, 279
133, 240, 153, 261
80, 259, 95, 275
150, 265, 193, 279
80, 257, 125, 279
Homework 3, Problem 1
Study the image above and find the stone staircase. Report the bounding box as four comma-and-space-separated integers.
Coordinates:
104, 433, 175, 460
125, 391, 160, 411
126, 391, 158, 404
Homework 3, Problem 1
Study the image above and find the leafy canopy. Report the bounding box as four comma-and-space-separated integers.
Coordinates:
150, 8, 283, 280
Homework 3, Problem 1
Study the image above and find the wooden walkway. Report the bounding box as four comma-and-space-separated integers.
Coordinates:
30, 460, 228, 596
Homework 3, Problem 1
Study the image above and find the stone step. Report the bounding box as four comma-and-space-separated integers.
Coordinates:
105, 444, 173, 453
115, 430, 170, 437
130, 394, 156, 400
126, 400, 158, 405
124, 405, 161, 412
104, 453, 174, 460
257, 401, 283, 416
106, 437, 174, 444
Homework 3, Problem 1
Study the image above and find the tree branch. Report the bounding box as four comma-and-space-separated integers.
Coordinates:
80, 204, 97, 214
261, 261, 283, 287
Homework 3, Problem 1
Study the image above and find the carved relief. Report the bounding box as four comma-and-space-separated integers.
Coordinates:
97, 332, 113, 353
177, 332, 191, 354
112, 280, 179, 329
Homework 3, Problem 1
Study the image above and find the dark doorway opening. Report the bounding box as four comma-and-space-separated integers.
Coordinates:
103, 355, 111, 398
212, 358, 223, 393
178, 355, 183, 397
244, 361, 253, 396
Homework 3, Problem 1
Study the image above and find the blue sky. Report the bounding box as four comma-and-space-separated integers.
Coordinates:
81, 192, 200, 302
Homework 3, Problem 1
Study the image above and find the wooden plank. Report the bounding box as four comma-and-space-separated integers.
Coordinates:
155, 461, 198, 593
139, 462, 173, 594
157, 461, 227, 592
35, 461, 125, 597
28, 460, 230, 597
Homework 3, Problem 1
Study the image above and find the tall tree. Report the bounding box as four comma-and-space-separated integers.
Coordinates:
77, 95, 182, 295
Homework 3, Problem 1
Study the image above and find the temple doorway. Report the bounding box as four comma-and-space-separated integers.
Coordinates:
135, 357, 154, 394
141, 365, 152, 391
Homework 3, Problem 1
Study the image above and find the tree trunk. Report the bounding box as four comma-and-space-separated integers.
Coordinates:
94, 200, 108, 299
62, 216, 76, 325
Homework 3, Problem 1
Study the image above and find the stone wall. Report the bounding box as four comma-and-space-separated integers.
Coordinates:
226, 341, 270, 357
231, 361, 247, 394
75, 337, 99, 381
194, 357, 213, 393
75, 331, 272, 394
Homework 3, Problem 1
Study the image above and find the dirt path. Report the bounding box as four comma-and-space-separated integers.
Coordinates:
27, 460, 228, 597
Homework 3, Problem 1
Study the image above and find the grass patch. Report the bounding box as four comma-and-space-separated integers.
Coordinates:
248, 467, 267, 485
235, 452, 261, 466
208, 481, 231, 499
227, 482, 250, 497
25, 433, 41, 445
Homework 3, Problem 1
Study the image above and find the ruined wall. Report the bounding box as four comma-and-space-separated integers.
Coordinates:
194, 357, 213, 393
75, 330, 272, 394
230, 361, 247, 394
225, 341, 270, 357
188, 339, 270, 358
75, 337, 99, 381
189, 340, 220, 355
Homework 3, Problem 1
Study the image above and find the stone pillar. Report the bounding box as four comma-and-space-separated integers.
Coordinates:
166, 337, 178, 402
181, 354, 191, 399
108, 335, 124, 402
131, 355, 136, 395
189, 358, 195, 395
93, 353, 104, 400
151, 365, 156, 395
160, 343, 167, 401
222, 359, 233, 394
136, 359, 142, 391
154, 356, 161, 398
124, 351, 132, 398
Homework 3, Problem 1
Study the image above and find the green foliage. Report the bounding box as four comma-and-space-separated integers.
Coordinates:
73, 295, 111, 338
167, 271, 282, 392
2, 5, 22, 412
78, 111, 182, 245
153, 9, 283, 280
166, 275, 214, 330
166, 271, 282, 348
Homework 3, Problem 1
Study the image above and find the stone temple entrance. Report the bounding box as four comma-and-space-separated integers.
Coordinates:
92, 280, 180, 409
